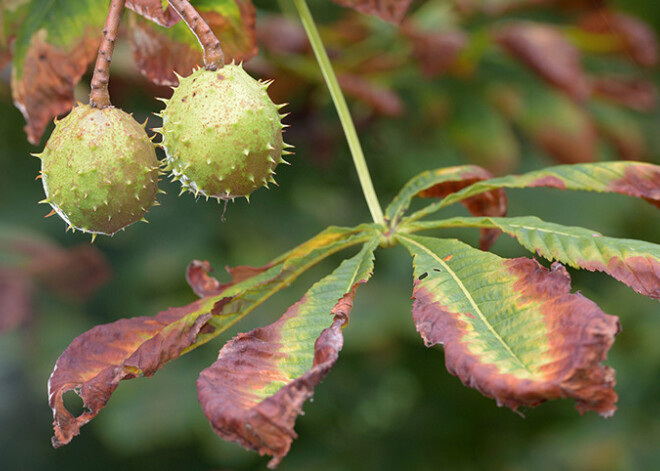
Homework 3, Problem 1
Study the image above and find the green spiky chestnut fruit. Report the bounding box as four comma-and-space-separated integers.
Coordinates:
38, 104, 159, 236
159, 63, 289, 201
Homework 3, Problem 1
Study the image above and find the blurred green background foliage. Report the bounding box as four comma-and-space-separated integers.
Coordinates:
2, 0, 660, 469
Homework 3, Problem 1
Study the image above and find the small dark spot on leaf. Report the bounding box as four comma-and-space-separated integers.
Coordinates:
193, 92, 197, 97
39, 54, 46, 61
181, 97, 187, 102
433, 268, 442, 272
418, 273, 428, 280
217, 74, 225, 80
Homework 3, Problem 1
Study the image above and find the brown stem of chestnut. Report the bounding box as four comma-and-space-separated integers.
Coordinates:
167, 0, 225, 70
89, 0, 126, 109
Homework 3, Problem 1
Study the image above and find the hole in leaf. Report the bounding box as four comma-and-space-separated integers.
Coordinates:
62, 390, 85, 417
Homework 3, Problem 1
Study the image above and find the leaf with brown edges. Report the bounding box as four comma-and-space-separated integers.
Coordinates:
48, 224, 378, 447
11, 0, 106, 144
399, 234, 620, 416
197, 239, 377, 468
129, 0, 257, 86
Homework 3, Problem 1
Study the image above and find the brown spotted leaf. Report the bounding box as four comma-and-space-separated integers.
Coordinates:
197, 239, 377, 468
48, 224, 378, 447
129, 0, 257, 86
495, 23, 590, 101
11, 0, 106, 144
332, 0, 412, 24
399, 234, 620, 416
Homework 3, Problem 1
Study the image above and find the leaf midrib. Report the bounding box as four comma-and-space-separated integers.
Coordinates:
400, 235, 533, 375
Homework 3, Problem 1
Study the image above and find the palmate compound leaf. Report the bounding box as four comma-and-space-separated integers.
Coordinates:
48, 224, 378, 447
11, 0, 106, 144
403, 216, 660, 301
197, 238, 378, 468
385, 165, 507, 250
398, 234, 620, 416
407, 161, 660, 224
128, 0, 257, 86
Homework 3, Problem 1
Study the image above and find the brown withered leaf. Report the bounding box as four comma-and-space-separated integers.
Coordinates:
580, 10, 658, 68
419, 167, 507, 250
197, 241, 377, 468
126, 0, 181, 27
12, 28, 100, 144
402, 235, 620, 417
49, 298, 217, 447
129, 0, 257, 86
592, 77, 657, 112
402, 26, 468, 77
332, 0, 412, 24
0, 269, 32, 333
495, 23, 590, 101
197, 292, 354, 468
186, 260, 271, 297
338, 73, 404, 116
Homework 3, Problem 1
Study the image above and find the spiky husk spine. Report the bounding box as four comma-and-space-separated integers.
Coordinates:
37, 105, 160, 236
158, 63, 291, 201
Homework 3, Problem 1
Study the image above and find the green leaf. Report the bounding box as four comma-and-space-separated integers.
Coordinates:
404, 216, 660, 300
129, 0, 257, 86
48, 223, 378, 448
197, 238, 378, 467
398, 234, 620, 416
11, 0, 106, 143
408, 161, 660, 223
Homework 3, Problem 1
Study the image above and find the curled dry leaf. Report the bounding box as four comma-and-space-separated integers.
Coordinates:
401, 235, 620, 416
495, 23, 590, 101
332, 0, 413, 24
338, 73, 404, 116
197, 241, 377, 468
580, 10, 658, 68
130, 0, 257, 86
48, 298, 218, 448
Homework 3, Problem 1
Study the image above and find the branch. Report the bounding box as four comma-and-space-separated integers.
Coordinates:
89, 0, 126, 108
167, 0, 225, 70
